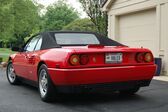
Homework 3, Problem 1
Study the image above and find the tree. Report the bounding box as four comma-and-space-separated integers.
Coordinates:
63, 18, 98, 32
79, 0, 108, 36
0, 0, 14, 43
13, 0, 41, 46
42, 0, 79, 31
0, 0, 41, 47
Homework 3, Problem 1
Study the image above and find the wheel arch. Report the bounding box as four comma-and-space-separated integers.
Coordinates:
37, 61, 47, 76
8, 57, 12, 62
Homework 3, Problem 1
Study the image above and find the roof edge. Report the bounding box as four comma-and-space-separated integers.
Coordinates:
102, 0, 115, 11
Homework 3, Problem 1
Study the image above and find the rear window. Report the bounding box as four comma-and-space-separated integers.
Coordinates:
55, 33, 100, 46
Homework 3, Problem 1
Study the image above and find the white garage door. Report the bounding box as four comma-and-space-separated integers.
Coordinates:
118, 9, 158, 56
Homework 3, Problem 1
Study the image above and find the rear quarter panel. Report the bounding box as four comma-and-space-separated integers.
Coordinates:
38, 48, 74, 69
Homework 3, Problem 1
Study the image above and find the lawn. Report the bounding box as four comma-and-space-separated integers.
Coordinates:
0, 48, 16, 62
0, 48, 15, 54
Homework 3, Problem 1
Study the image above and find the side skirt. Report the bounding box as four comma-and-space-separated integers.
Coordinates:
18, 77, 38, 88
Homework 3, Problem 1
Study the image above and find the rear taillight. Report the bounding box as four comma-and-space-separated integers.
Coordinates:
136, 53, 144, 63
69, 55, 80, 65
144, 52, 153, 62
136, 52, 153, 63
80, 55, 89, 65
69, 54, 89, 66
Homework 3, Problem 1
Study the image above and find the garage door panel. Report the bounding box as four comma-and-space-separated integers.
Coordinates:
118, 9, 157, 56
119, 9, 156, 28
119, 24, 156, 41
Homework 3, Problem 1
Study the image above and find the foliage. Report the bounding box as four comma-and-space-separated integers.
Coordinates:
79, 0, 108, 36
13, 0, 40, 46
0, 0, 41, 47
63, 18, 98, 32
0, 0, 14, 42
0, 0, 79, 47
42, 0, 79, 31
0, 0, 108, 48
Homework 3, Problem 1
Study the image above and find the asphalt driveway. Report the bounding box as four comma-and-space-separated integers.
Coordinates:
0, 69, 168, 112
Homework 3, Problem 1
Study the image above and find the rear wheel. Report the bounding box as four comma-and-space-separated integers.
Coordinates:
38, 64, 56, 102
6, 62, 20, 85
119, 87, 140, 95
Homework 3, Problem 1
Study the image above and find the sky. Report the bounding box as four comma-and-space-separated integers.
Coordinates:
37, 0, 87, 18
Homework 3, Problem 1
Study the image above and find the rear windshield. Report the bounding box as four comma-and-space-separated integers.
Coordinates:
55, 33, 100, 46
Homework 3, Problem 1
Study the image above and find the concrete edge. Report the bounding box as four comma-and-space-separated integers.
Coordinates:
153, 76, 168, 82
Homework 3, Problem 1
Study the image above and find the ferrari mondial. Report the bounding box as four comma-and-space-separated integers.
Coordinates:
6, 31, 156, 102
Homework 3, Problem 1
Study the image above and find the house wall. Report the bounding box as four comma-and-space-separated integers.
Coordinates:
106, 0, 168, 75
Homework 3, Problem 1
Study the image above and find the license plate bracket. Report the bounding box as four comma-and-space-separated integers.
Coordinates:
105, 53, 123, 64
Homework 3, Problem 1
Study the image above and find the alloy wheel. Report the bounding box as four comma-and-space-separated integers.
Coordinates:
39, 69, 48, 97
7, 63, 16, 83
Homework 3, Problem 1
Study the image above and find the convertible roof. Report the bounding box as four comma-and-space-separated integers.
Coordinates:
39, 31, 124, 50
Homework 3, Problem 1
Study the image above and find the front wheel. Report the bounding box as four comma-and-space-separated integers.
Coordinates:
6, 62, 20, 85
38, 64, 56, 102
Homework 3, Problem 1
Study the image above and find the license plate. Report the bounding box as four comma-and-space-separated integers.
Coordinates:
105, 53, 123, 64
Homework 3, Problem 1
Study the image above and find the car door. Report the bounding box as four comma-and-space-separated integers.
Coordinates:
13, 51, 28, 78
15, 35, 40, 79
26, 36, 43, 81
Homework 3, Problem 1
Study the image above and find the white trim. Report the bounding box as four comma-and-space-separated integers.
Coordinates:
156, 5, 161, 52
102, 0, 114, 11
109, 0, 157, 15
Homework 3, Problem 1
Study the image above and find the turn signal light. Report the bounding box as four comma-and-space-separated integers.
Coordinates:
69, 55, 79, 65
144, 53, 153, 62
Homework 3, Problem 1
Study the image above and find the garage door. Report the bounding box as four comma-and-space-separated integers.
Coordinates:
118, 9, 158, 56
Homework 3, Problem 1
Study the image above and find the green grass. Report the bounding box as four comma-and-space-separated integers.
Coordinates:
0, 48, 16, 62
0, 55, 9, 62
0, 48, 15, 54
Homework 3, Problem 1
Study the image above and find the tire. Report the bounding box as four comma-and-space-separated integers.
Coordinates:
6, 62, 20, 85
38, 64, 56, 102
119, 87, 140, 95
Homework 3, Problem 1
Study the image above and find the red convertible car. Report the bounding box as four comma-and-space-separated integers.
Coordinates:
7, 31, 156, 102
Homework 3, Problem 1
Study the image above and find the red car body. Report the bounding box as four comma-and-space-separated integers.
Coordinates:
7, 31, 157, 101
11, 46, 156, 85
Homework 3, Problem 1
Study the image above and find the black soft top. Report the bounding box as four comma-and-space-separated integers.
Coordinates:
38, 31, 124, 50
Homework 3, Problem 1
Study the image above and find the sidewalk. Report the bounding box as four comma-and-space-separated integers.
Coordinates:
153, 76, 168, 82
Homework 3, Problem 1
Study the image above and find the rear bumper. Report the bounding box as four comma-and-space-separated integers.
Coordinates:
48, 64, 156, 86
56, 80, 151, 93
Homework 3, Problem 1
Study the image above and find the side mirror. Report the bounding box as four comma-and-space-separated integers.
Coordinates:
11, 47, 21, 52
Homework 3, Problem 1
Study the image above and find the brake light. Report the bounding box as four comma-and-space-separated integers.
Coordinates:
80, 55, 89, 65
69, 55, 79, 65
136, 53, 144, 63
69, 54, 89, 66
136, 52, 153, 63
144, 53, 153, 62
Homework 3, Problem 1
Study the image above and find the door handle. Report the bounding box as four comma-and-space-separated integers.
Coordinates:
26, 55, 36, 64
26, 54, 36, 59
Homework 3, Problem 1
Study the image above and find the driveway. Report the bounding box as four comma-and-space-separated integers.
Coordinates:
0, 70, 168, 112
